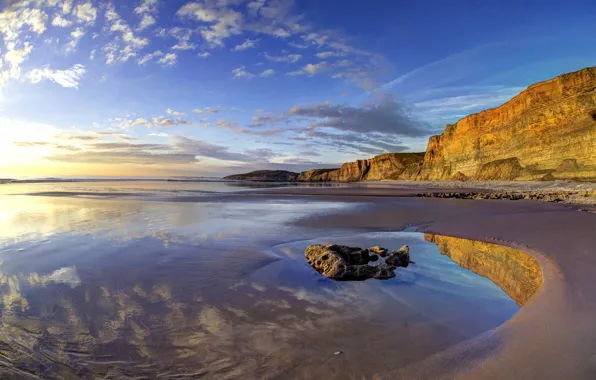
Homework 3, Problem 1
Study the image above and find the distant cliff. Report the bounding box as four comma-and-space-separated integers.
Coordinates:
420, 66, 596, 181
298, 153, 425, 182
223, 170, 298, 182
224, 67, 596, 183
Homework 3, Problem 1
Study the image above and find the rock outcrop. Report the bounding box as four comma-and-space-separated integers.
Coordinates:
224, 67, 596, 183
305, 244, 412, 281
424, 234, 542, 306
416, 189, 595, 204
223, 170, 299, 182
419, 66, 596, 181
298, 153, 426, 182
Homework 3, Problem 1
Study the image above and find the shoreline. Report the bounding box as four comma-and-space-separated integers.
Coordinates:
2, 184, 595, 378
282, 190, 594, 379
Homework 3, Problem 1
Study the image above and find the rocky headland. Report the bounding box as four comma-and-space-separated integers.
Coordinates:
223, 170, 299, 182
227, 66, 596, 183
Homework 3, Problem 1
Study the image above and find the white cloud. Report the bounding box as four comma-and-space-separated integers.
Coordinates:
73, 2, 97, 25
158, 53, 177, 67
151, 116, 192, 127
302, 32, 329, 46
413, 87, 525, 115
260, 69, 275, 77
51, 15, 72, 27
193, 106, 222, 114
62, 0, 73, 15
244, 0, 306, 38
176, 1, 243, 47
288, 62, 330, 76
167, 108, 187, 117
135, 0, 159, 31
232, 38, 259, 51
136, 0, 159, 15
104, 4, 150, 64
205, 107, 222, 114
27, 64, 86, 89
0, 7, 48, 45
149, 132, 169, 137
232, 66, 255, 79
198, 52, 211, 58
172, 41, 197, 50
138, 14, 156, 31
66, 27, 85, 52
4, 42, 33, 79
247, 0, 266, 16
264, 52, 302, 63
137, 50, 164, 65
316, 51, 345, 59
132, 118, 150, 126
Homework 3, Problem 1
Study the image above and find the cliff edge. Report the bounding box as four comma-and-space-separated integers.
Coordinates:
419, 66, 596, 181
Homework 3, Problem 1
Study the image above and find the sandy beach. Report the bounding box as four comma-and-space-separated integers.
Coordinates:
0, 181, 594, 379
261, 186, 596, 380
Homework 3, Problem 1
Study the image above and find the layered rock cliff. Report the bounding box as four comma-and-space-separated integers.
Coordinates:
424, 234, 542, 306
298, 153, 425, 182
420, 66, 596, 181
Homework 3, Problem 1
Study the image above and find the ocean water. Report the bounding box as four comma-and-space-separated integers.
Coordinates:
0, 182, 539, 379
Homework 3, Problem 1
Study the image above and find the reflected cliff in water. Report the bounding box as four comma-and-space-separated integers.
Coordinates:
425, 234, 543, 306
0, 187, 538, 379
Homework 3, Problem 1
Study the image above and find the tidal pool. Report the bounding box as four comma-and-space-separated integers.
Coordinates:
0, 192, 542, 379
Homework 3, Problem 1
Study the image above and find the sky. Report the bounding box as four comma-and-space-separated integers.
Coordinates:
1, 0, 595, 178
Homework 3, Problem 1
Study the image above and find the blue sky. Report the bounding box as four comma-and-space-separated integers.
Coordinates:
1, 0, 595, 177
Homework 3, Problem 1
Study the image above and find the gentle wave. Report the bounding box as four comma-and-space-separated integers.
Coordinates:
0, 176, 226, 184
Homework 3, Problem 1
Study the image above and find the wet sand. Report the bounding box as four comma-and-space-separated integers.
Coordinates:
258, 187, 596, 379
0, 183, 594, 379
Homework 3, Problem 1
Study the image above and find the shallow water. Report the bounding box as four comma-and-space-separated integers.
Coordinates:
0, 185, 541, 379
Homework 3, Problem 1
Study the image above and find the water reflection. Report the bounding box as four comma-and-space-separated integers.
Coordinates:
0, 192, 543, 379
424, 234, 543, 306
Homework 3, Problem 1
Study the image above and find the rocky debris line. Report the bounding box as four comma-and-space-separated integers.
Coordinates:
305, 244, 413, 281
416, 190, 596, 203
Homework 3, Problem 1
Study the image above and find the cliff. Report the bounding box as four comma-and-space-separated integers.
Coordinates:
420, 66, 596, 181
223, 170, 299, 182
424, 234, 542, 306
298, 153, 426, 182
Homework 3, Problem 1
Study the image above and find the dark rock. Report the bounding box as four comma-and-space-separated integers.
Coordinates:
451, 171, 468, 181
305, 245, 350, 280
373, 263, 398, 279
385, 245, 411, 267
223, 170, 299, 182
305, 244, 413, 281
